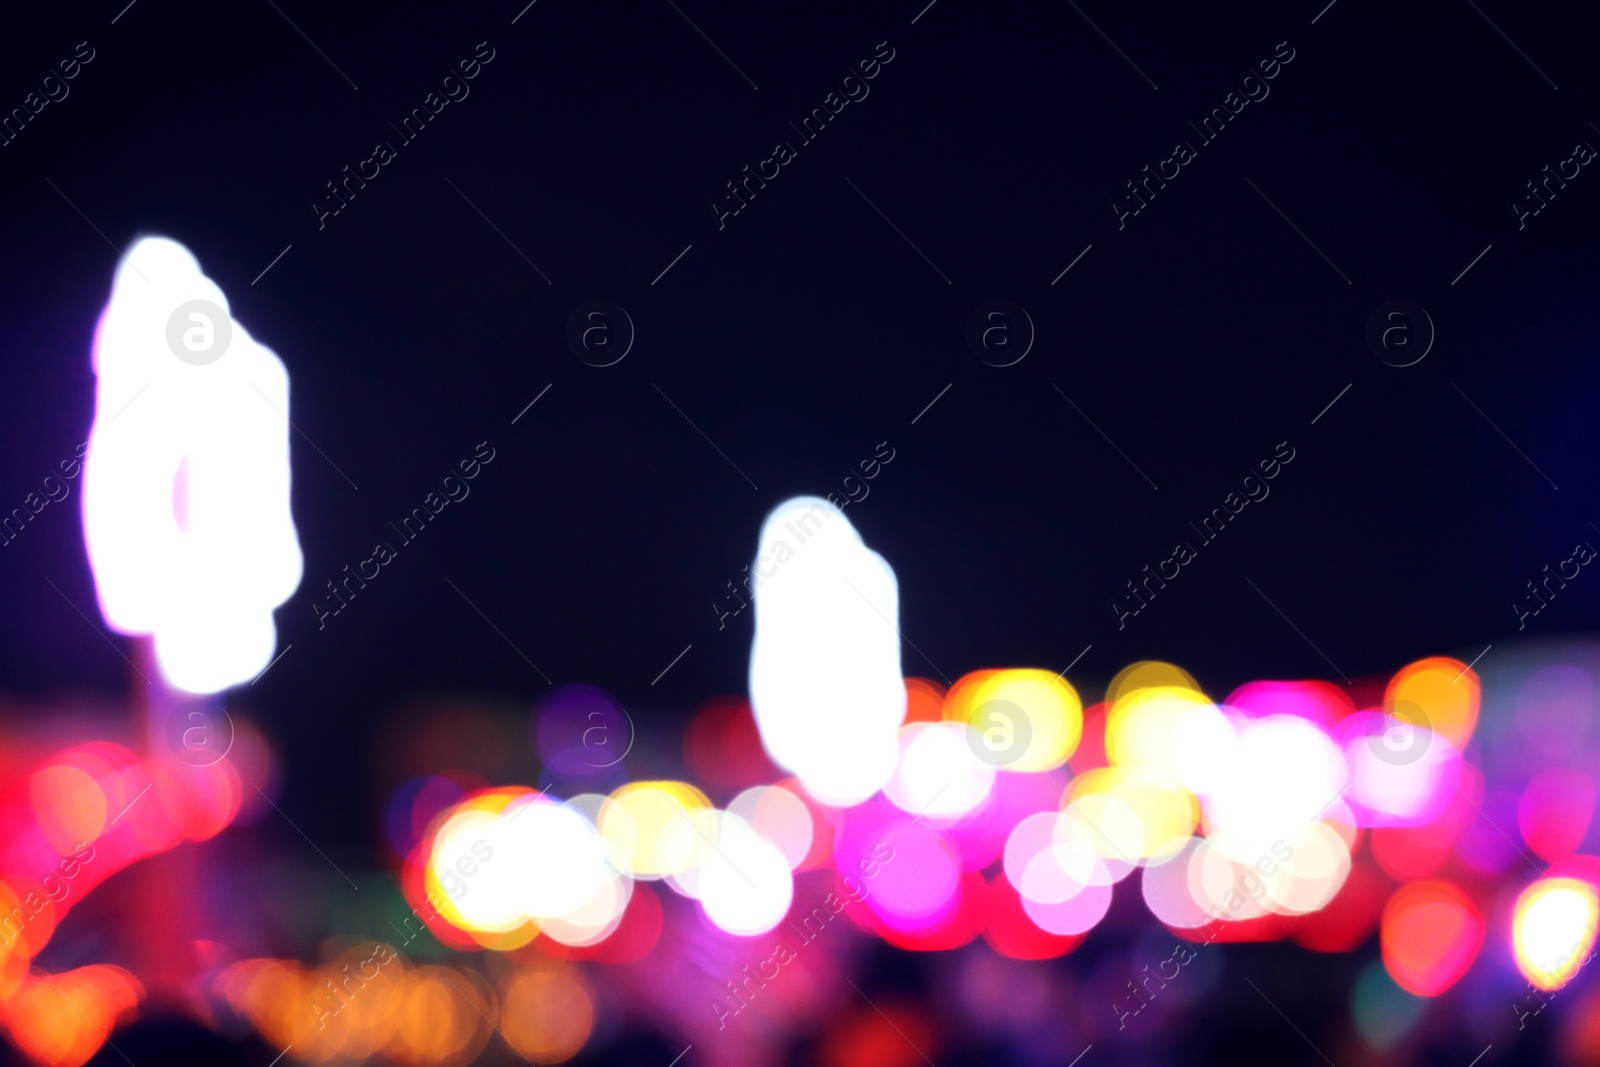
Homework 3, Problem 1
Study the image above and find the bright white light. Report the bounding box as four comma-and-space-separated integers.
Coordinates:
747, 497, 905, 806
1344, 714, 1459, 825
503, 800, 617, 920
1021, 876, 1111, 936
538, 872, 633, 947
1061, 793, 1150, 872
1108, 687, 1233, 795
695, 813, 794, 937
1019, 840, 1097, 905
1055, 803, 1135, 884
436, 795, 634, 947
1202, 715, 1347, 865
1514, 878, 1600, 989
1169, 701, 1238, 797
1004, 812, 1061, 891
1004, 809, 1122, 906
83, 237, 301, 693
1261, 821, 1350, 915
430, 807, 527, 933
1186, 836, 1269, 922
728, 785, 814, 870
885, 722, 995, 820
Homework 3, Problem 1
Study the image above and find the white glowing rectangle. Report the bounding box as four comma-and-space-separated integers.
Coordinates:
83, 237, 302, 694
748, 496, 906, 806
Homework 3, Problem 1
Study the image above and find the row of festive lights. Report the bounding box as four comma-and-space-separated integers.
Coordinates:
3, 652, 1597, 1065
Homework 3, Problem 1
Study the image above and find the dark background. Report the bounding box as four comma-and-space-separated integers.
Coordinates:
0, 0, 1595, 932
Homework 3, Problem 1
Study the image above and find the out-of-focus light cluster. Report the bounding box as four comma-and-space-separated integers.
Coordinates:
323, 640, 1597, 1067
0, 736, 254, 1065
28, 259, 1600, 1067
14, 637, 1600, 1067
219, 954, 593, 1065
383, 646, 1576, 1006
3, 966, 141, 1067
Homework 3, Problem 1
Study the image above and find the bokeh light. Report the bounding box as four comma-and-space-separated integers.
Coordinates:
1513, 876, 1600, 990
1380, 880, 1484, 996
1385, 656, 1480, 750
728, 784, 814, 869
498, 967, 594, 1064
948, 669, 1082, 773
884, 721, 995, 820
1518, 770, 1597, 863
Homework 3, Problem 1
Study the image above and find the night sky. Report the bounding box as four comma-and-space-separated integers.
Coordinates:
1, 0, 1596, 859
